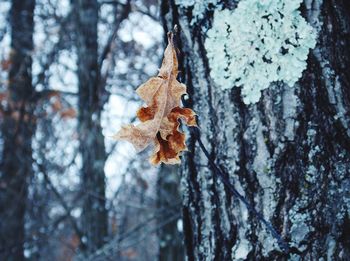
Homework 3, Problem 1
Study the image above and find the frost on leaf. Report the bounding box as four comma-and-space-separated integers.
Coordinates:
205, 0, 317, 104
113, 33, 197, 165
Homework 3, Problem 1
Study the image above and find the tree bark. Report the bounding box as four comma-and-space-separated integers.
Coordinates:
74, 0, 108, 254
0, 0, 35, 260
162, 0, 350, 260
157, 165, 185, 261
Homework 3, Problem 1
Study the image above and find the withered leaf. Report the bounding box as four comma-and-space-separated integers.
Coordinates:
60, 108, 77, 119
113, 32, 196, 165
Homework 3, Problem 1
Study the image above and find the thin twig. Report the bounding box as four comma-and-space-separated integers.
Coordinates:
36, 163, 86, 249
190, 127, 290, 253
78, 205, 181, 260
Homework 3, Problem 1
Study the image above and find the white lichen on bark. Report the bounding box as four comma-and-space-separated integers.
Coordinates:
175, 0, 220, 24
205, 0, 317, 104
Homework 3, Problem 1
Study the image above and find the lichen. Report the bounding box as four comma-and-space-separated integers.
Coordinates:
289, 205, 312, 251
232, 238, 251, 260
283, 85, 298, 140
175, 0, 219, 24
205, 0, 317, 104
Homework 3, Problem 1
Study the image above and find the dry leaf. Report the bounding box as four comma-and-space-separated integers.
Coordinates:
52, 97, 62, 112
113, 32, 196, 165
0, 91, 8, 102
1, 59, 11, 71
60, 108, 77, 119
121, 248, 138, 259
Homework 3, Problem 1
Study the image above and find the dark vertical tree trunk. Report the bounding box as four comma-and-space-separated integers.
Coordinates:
157, 165, 184, 261
162, 0, 350, 260
0, 0, 35, 260
74, 0, 108, 254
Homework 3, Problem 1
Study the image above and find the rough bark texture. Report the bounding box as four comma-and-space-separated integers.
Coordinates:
74, 0, 108, 253
162, 0, 350, 260
157, 165, 185, 261
0, 0, 35, 260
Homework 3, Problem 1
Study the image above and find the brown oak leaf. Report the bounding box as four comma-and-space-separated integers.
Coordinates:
113, 32, 196, 165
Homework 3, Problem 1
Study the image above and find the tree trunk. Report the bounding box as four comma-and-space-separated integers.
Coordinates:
74, 0, 108, 254
157, 165, 185, 261
162, 0, 350, 260
0, 0, 35, 260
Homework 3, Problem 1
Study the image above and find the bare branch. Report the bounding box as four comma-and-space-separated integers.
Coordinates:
36, 162, 85, 249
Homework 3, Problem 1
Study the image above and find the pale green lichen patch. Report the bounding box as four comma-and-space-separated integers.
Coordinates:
205, 0, 317, 104
175, 0, 219, 24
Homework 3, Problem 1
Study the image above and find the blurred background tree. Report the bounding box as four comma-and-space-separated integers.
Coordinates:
0, 1, 35, 260
0, 0, 184, 260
